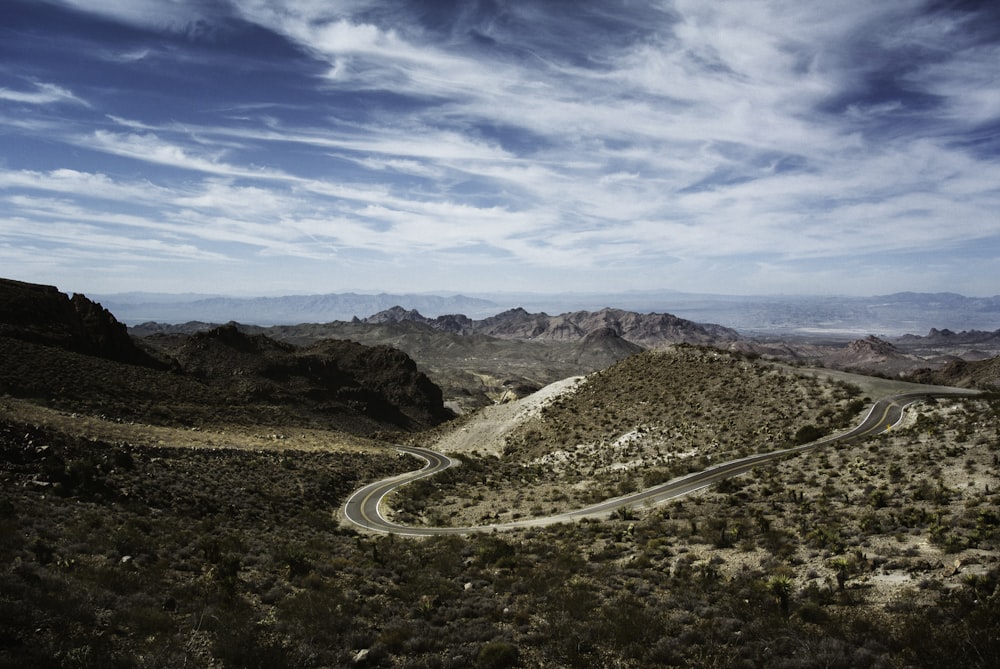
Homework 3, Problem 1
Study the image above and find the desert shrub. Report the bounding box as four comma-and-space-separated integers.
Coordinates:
794, 424, 824, 445
476, 640, 519, 668
475, 535, 517, 567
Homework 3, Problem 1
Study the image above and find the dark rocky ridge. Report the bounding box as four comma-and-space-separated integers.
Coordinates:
160, 324, 452, 428
0, 278, 161, 367
0, 278, 452, 433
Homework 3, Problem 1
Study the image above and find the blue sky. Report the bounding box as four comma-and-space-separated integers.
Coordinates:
2, 0, 999, 297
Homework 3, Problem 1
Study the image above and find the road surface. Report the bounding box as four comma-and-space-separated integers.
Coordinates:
342, 388, 981, 536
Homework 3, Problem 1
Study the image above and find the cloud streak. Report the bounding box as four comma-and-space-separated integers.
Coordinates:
0, 82, 89, 107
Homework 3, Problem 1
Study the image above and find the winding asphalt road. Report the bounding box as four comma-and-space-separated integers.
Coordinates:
342, 388, 982, 536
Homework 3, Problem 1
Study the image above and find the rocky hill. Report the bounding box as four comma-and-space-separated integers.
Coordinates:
820, 335, 924, 375
1, 279, 451, 434
151, 324, 452, 429
906, 356, 1000, 388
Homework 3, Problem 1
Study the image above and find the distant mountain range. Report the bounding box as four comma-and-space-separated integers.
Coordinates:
6, 277, 998, 416
94, 292, 500, 326
362, 306, 739, 347
95, 289, 1000, 336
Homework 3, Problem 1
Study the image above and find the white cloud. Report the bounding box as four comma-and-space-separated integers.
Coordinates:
0, 213, 229, 263
80, 131, 296, 181
49, 0, 221, 34
4, 0, 998, 296
0, 82, 89, 106
907, 44, 1000, 125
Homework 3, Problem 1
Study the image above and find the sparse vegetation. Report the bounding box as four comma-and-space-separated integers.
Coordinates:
2, 393, 998, 667
395, 347, 870, 524
2, 277, 999, 667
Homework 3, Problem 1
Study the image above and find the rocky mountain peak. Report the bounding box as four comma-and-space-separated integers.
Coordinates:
364, 306, 429, 325
848, 335, 899, 356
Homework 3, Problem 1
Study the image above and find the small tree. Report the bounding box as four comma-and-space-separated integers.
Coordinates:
766, 575, 794, 617
829, 556, 852, 590
794, 424, 824, 445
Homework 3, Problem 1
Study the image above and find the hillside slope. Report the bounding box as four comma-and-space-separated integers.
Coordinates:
397, 346, 870, 527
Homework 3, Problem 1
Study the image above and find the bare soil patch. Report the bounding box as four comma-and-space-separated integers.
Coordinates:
0, 396, 382, 454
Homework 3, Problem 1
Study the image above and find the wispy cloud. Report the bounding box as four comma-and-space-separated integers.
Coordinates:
2, 0, 998, 296
0, 82, 89, 107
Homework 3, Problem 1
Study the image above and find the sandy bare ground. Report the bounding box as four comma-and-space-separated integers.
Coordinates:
428, 376, 585, 456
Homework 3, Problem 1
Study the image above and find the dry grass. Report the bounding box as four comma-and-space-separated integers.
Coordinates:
0, 396, 383, 455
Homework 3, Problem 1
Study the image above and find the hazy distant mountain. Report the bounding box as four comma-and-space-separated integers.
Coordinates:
465, 291, 1000, 337
94, 292, 501, 326
97, 289, 1000, 335
896, 328, 1000, 347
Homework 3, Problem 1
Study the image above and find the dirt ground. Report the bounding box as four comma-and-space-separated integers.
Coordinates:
428, 376, 585, 457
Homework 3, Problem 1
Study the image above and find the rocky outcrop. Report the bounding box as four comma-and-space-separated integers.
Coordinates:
0, 278, 161, 367
847, 335, 900, 358
821, 335, 924, 376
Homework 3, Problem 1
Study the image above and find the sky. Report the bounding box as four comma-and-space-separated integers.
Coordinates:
1, 0, 999, 298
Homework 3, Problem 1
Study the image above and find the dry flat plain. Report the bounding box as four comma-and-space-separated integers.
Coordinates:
2, 345, 998, 668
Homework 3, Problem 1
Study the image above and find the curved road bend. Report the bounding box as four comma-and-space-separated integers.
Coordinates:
342, 388, 982, 537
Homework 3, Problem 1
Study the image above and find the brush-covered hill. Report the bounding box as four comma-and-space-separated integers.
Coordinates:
397, 345, 870, 527
0, 278, 451, 434
905, 355, 1000, 389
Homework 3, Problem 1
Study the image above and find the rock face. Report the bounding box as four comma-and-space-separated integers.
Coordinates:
0, 278, 160, 367
364, 305, 740, 347
847, 335, 900, 358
